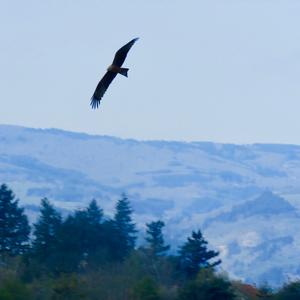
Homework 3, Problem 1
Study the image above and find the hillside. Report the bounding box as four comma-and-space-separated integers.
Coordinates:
1, 124, 300, 285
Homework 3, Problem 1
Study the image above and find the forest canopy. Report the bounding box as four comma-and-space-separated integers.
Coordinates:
0, 183, 298, 300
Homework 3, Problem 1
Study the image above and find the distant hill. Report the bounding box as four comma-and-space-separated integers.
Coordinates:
1, 124, 300, 286
205, 191, 298, 225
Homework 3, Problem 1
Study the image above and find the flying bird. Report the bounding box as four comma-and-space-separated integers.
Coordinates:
90, 38, 139, 109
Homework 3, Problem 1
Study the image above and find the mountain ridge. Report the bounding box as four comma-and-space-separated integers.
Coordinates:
1, 123, 300, 286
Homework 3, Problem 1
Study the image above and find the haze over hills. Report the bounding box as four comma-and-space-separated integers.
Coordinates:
1, 124, 300, 286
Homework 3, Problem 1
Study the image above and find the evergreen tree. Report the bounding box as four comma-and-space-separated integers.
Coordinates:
51, 200, 106, 272
178, 269, 236, 300
178, 230, 221, 279
84, 199, 107, 262
64, 204, 100, 249
0, 184, 30, 255
32, 198, 62, 265
145, 221, 170, 257
29, 198, 64, 276
54, 213, 85, 273
113, 193, 137, 255
275, 281, 300, 300
140, 221, 171, 283
86, 199, 103, 226
99, 219, 126, 262
67, 200, 104, 258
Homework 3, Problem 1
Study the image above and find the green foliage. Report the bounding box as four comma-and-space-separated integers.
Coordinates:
0, 278, 32, 300
178, 230, 221, 279
86, 199, 103, 225
51, 275, 87, 300
56, 199, 125, 271
52, 214, 85, 273
132, 277, 161, 300
145, 221, 170, 257
142, 221, 171, 284
30, 198, 110, 274
1, 184, 294, 300
0, 184, 30, 256
178, 269, 236, 300
31, 198, 62, 272
275, 281, 300, 300
113, 193, 137, 256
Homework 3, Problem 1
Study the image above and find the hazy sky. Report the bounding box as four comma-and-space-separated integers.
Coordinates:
1, 0, 300, 144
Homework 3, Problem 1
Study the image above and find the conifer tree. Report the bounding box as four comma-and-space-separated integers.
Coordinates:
145, 221, 170, 257
32, 198, 62, 263
113, 193, 137, 255
84, 199, 105, 257
65, 199, 104, 258
0, 184, 30, 255
86, 199, 103, 225
276, 281, 300, 300
55, 213, 86, 273
179, 230, 221, 279
52, 199, 105, 272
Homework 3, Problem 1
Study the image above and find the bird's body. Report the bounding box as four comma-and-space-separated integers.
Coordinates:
91, 38, 139, 109
107, 65, 129, 77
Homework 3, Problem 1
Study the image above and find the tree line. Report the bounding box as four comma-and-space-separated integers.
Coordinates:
0, 183, 299, 299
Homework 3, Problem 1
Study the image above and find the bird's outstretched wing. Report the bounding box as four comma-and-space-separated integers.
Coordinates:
113, 37, 139, 67
90, 71, 117, 109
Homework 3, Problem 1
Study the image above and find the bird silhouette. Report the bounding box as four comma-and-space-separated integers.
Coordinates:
91, 38, 139, 109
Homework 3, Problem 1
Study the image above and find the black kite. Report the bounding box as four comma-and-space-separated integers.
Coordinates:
90, 38, 139, 109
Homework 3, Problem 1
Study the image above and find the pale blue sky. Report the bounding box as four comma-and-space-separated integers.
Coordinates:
1, 0, 300, 144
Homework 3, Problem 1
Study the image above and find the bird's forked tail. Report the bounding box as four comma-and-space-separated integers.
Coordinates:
119, 68, 129, 77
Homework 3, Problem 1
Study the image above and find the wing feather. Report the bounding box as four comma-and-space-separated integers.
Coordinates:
90, 71, 117, 109
112, 37, 139, 67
